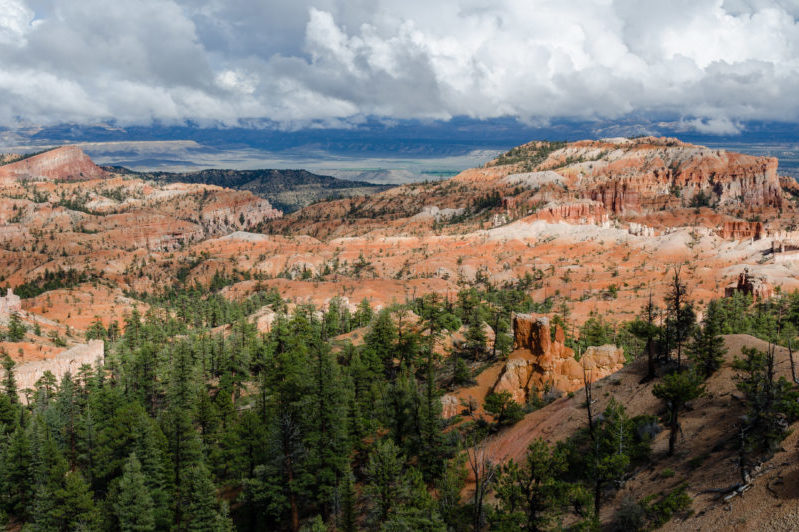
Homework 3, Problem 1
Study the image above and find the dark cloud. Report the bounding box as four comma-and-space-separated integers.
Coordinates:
0, 0, 797, 133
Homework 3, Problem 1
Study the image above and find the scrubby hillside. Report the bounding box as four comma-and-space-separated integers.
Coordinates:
482, 334, 799, 530
107, 166, 389, 212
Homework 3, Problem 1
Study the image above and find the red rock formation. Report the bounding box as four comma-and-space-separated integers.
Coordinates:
720, 221, 764, 240
440, 394, 461, 418
512, 313, 555, 353
531, 201, 607, 224
0, 146, 106, 182
582, 147, 783, 213
522, 138, 784, 214
724, 269, 774, 301
493, 314, 625, 404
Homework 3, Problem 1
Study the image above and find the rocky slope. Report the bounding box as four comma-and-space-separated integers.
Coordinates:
442, 313, 625, 418
266, 137, 794, 240
0, 145, 106, 182
480, 334, 799, 530
2, 137, 799, 364
480, 137, 784, 211
0, 147, 282, 306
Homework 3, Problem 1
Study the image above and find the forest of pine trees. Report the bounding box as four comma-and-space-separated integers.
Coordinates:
0, 272, 798, 530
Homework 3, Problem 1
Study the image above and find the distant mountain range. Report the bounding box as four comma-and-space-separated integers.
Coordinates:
102, 166, 390, 213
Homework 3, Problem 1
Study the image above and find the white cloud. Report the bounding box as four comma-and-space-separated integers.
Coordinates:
679, 117, 743, 135
0, 0, 36, 45
0, 0, 797, 133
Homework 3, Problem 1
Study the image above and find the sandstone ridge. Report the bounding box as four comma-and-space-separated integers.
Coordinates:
0, 146, 106, 182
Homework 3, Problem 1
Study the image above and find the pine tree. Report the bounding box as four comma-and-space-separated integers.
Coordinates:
384, 467, 446, 531
132, 415, 171, 530
183, 463, 231, 532
55, 373, 79, 468
585, 398, 634, 518
462, 320, 488, 361
436, 456, 467, 531
354, 298, 374, 327
7, 312, 26, 342
734, 346, 799, 458
339, 467, 357, 532
225, 409, 267, 480
304, 339, 351, 520
629, 292, 660, 380
1, 426, 34, 521
1, 352, 18, 404
687, 301, 726, 377
114, 453, 156, 532
365, 439, 404, 525
492, 438, 567, 531
365, 309, 398, 378
664, 267, 696, 369
257, 318, 314, 532
484, 391, 525, 429
35, 470, 99, 532
164, 343, 204, 530
653, 371, 705, 456
418, 354, 449, 481
85, 316, 107, 341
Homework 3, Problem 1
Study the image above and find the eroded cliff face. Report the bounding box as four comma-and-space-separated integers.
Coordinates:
725, 269, 775, 301
528, 200, 608, 224
720, 221, 765, 240
552, 138, 783, 213
12, 340, 104, 402
271, 136, 791, 241
0, 146, 106, 182
0, 151, 282, 290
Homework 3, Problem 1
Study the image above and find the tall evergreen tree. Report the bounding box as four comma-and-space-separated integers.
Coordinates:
114, 453, 156, 532
183, 463, 232, 532
1, 353, 18, 404
653, 371, 705, 456
304, 339, 351, 520
688, 301, 728, 378
629, 292, 660, 380
163, 343, 204, 530
492, 438, 567, 531
664, 267, 696, 369
365, 309, 398, 378
734, 346, 799, 458
0, 426, 34, 521
365, 438, 404, 526
338, 466, 358, 532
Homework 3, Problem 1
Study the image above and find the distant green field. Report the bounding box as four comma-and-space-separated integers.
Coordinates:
420, 170, 459, 177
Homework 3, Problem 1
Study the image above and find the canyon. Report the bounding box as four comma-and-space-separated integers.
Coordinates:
1, 137, 797, 366
2, 137, 799, 529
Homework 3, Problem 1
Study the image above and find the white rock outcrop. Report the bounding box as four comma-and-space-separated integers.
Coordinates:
11, 340, 104, 400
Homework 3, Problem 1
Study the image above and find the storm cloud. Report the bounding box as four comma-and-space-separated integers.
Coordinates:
0, 0, 797, 132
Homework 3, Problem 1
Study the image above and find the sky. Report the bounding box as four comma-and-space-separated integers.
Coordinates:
0, 0, 798, 136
